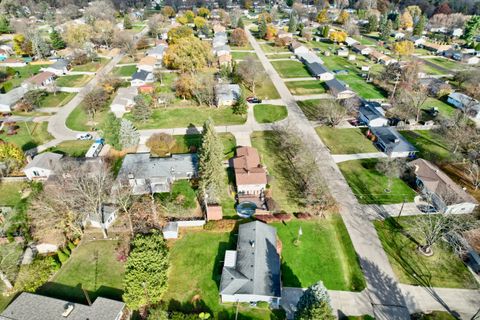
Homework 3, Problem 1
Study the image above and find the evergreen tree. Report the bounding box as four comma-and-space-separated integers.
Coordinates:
101, 112, 121, 150
237, 17, 245, 29
233, 90, 248, 115
0, 15, 11, 34
294, 281, 335, 320
123, 14, 132, 29
286, 0, 294, 7
413, 15, 426, 36
198, 118, 225, 203
258, 18, 267, 39
50, 28, 66, 50
119, 119, 140, 150
366, 15, 378, 33
288, 14, 297, 33
131, 96, 152, 123
392, 14, 400, 30
322, 25, 330, 38
380, 18, 392, 41
463, 15, 480, 46
30, 31, 50, 59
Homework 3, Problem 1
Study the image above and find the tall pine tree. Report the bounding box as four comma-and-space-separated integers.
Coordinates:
238, 17, 245, 29
0, 15, 11, 34
119, 119, 140, 150
50, 28, 66, 50
124, 14, 132, 30
198, 118, 225, 203
258, 18, 267, 39
288, 14, 297, 33
413, 15, 426, 36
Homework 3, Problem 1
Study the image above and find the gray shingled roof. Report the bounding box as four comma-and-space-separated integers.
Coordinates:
147, 45, 166, 56
359, 103, 385, 121
131, 69, 151, 81
370, 126, 417, 153
326, 78, 349, 94
305, 61, 330, 76
50, 58, 69, 70
24, 152, 63, 171
0, 87, 27, 107
0, 292, 124, 320
220, 221, 281, 298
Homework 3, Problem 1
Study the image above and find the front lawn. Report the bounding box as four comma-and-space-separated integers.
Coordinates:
0, 122, 53, 151
297, 99, 321, 121
113, 65, 138, 77
0, 64, 49, 91
336, 73, 386, 99
286, 80, 326, 95
271, 60, 311, 78
70, 58, 108, 72
38, 92, 76, 108
46, 140, 93, 157
173, 133, 236, 159
231, 51, 258, 60
253, 104, 287, 123
338, 159, 416, 204
259, 42, 289, 54
400, 130, 450, 162
246, 77, 280, 100
268, 53, 293, 60
126, 107, 246, 129
272, 216, 366, 291
375, 217, 478, 289
0, 182, 26, 206
37, 240, 124, 303
66, 104, 109, 132
55, 74, 93, 87
315, 127, 377, 154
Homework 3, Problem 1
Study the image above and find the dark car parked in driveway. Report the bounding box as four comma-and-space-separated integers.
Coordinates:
247, 97, 262, 103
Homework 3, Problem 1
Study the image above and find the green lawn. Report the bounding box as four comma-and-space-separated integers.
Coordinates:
375, 217, 478, 289
352, 35, 377, 46
55, 74, 93, 87
336, 73, 386, 99
163, 230, 284, 319
338, 159, 416, 204
425, 57, 463, 71
0, 64, 49, 91
420, 63, 445, 76
231, 51, 258, 60
253, 104, 287, 123
0, 182, 26, 207
305, 40, 332, 52
113, 65, 137, 77
259, 42, 289, 54
126, 107, 246, 129
0, 122, 53, 151
46, 140, 93, 157
297, 99, 321, 121
422, 98, 455, 120
271, 60, 311, 78
316, 127, 377, 154
173, 133, 236, 159
272, 216, 366, 291
400, 130, 450, 162
268, 53, 293, 60
70, 58, 108, 72
246, 77, 280, 100
37, 240, 124, 303
286, 80, 326, 95
230, 43, 253, 51
66, 103, 109, 132
412, 311, 456, 320
38, 92, 76, 108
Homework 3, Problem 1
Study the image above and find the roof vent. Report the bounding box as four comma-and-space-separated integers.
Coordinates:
250, 240, 255, 248
62, 304, 74, 317
394, 138, 400, 144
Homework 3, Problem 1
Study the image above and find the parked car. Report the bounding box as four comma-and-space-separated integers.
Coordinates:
418, 204, 437, 213
1, 112, 12, 117
76, 133, 93, 140
426, 107, 439, 117
246, 97, 262, 104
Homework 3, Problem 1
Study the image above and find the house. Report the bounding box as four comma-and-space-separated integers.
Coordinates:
345, 37, 359, 46
23, 152, 63, 181
304, 61, 334, 81
422, 42, 452, 54
351, 44, 372, 55
137, 56, 159, 72
0, 58, 27, 67
0, 87, 27, 112
41, 58, 69, 75
369, 50, 396, 65
219, 221, 281, 306
232, 146, 267, 206
409, 158, 477, 214
277, 30, 293, 39
22, 71, 55, 90
110, 86, 138, 117
452, 28, 463, 37
146, 44, 167, 61
289, 41, 309, 54
88, 204, 118, 230
213, 24, 226, 33
296, 51, 323, 65
368, 126, 417, 157
462, 54, 479, 65
213, 45, 231, 57
325, 78, 355, 99
447, 92, 480, 118
215, 84, 241, 107
443, 50, 463, 61
359, 102, 389, 127
337, 47, 349, 57
411, 36, 426, 46
131, 70, 154, 86
0, 292, 125, 320
392, 31, 405, 39
117, 153, 198, 195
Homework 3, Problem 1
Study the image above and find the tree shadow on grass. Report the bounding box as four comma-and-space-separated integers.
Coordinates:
167, 298, 212, 315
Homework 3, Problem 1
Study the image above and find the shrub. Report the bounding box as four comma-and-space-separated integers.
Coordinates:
14, 257, 56, 292
49, 255, 61, 271
295, 212, 313, 220
67, 242, 76, 251
274, 212, 292, 221
146, 133, 177, 156
57, 250, 69, 264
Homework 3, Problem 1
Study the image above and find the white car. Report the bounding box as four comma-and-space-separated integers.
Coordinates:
76, 133, 92, 140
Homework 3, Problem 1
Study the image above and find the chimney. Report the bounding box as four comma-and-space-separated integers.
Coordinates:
62, 304, 74, 317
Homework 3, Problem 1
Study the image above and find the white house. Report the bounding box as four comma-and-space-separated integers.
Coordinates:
337, 47, 349, 57
411, 36, 426, 46
345, 37, 359, 46
325, 78, 356, 99
290, 41, 309, 54
393, 31, 405, 39
146, 44, 167, 61
215, 84, 241, 107
131, 70, 154, 86
352, 44, 372, 55
22, 71, 55, 90
359, 102, 389, 127
41, 58, 69, 75
452, 28, 463, 37
447, 92, 480, 118
110, 86, 137, 118
23, 152, 63, 181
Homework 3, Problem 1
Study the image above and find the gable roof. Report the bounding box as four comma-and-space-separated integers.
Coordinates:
147, 45, 167, 56
359, 102, 386, 121
0, 87, 27, 107
131, 69, 152, 81
233, 147, 268, 185
215, 84, 240, 103
370, 126, 417, 153
305, 61, 330, 76
220, 221, 281, 298
26, 71, 55, 85
24, 152, 63, 171
50, 58, 69, 70
326, 78, 352, 95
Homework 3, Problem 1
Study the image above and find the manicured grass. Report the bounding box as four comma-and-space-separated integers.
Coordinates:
297, 99, 321, 121
375, 217, 478, 289
352, 35, 376, 46
66, 103, 109, 132
271, 60, 311, 78
126, 107, 246, 129
0, 122, 53, 151
338, 159, 416, 204
113, 65, 138, 77
420, 63, 445, 76
70, 58, 108, 72
253, 104, 287, 123
400, 130, 450, 162
230, 43, 253, 50
272, 216, 366, 291
426, 57, 463, 71
231, 51, 258, 60
246, 77, 280, 100
37, 240, 124, 303
46, 140, 93, 157
0, 182, 26, 206
163, 230, 283, 319
336, 73, 386, 99
412, 311, 456, 320
315, 127, 377, 154
305, 40, 333, 52
55, 74, 93, 87
286, 80, 326, 95
422, 97, 455, 119
0, 64, 49, 91
173, 133, 236, 159
38, 92, 76, 108
259, 42, 289, 54
268, 53, 293, 60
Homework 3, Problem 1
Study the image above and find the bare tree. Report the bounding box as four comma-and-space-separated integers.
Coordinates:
112, 183, 136, 237
465, 157, 480, 191
236, 56, 266, 96
376, 157, 405, 193
437, 111, 478, 155
313, 99, 349, 127
392, 84, 428, 123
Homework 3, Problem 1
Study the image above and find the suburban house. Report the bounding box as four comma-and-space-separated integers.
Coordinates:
41, 58, 69, 75
411, 36, 426, 46
369, 50, 396, 65
325, 78, 356, 99
0, 87, 27, 112
290, 41, 309, 54
0, 292, 125, 320
117, 153, 198, 195
23, 152, 63, 181
296, 51, 323, 65
447, 92, 480, 118
351, 44, 372, 55
345, 37, 359, 46
88, 204, 118, 230
23, 71, 55, 90
219, 221, 281, 306
337, 47, 349, 57
392, 31, 405, 39
232, 146, 268, 206
277, 30, 293, 39
409, 158, 478, 214
215, 84, 241, 107
368, 126, 417, 157
359, 102, 389, 127
146, 44, 167, 61
0, 58, 27, 67
304, 61, 334, 81
462, 54, 479, 65
213, 44, 231, 57
110, 86, 138, 118
131, 70, 154, 86
137, 56, 159, 72
218, 53, 232, 66
422, 41, 452, 54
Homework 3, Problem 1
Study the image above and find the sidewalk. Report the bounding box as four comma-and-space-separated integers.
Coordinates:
332, 152, 387, 163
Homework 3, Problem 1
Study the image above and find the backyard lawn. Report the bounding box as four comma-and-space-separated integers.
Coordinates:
421, 98, 455, 120
315, 127, 377, 154
272, 216, 365, 291
259, 42, 289, 54
113, 65, 137, 77
38, 92, 76, 108
0, 182, 26, 206
55, 74, 93, 87
400, 130, 450, 162
246, 77, 280, 99
70, 58, 108, 72
37, 240, 124, 303
271, 60, 311, 78
46, 140, 93, 157
268, 53, 293, 60
375, 217, 478, 289
336, 73, 386, 99
338, 159, 416, 204
286, 80, 326, 95
0, 122, 53, 151
231, 52, 258, 60
0, 64, 49, 91
425, 57, 463, 71
253, 104, 287, 123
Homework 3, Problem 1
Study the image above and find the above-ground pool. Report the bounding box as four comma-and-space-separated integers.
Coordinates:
236, 201, 257, 218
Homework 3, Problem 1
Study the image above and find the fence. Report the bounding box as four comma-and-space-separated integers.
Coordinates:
176, 220, 206, 228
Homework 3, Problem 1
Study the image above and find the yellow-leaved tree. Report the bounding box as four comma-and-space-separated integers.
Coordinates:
401, 11, 413, 29
0, 142, 25, 175
317, 9, 329, 24
337, 10, 350, 25
329, 30, 347, 43
393, 40, 414, 57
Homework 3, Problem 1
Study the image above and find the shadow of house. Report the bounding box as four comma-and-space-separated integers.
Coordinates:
36, 282, 123, 305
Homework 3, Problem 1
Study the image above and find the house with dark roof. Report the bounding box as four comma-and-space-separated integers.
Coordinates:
359, 102, 389, 127
409, 158, 477, 214
325, 78, 355, 99
232, 146, 267, 206
41, 58, 70, 75
368, 126, 417, 157
0, 292, 124, 320
23, 152, 63, 181
131, 70, 154, 86
304, 61, 334, 81
351, 44, 372, 55
220, 221, 281, 306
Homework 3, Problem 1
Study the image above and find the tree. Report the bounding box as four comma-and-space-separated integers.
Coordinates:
401, 11, 414, 29
367, 15, 378, 33
64, 23, 93, 48
198, 119, 225, 203
288, 14, 297, 33
161, 5, 175, 18
392, 14, 400, 30
163, 37, 213, 73
13, 34, 32, 56
113, 31, 136, 57
328, 30, 347, 43
294, 281, 334, 320
191, 73, 215, 106
119, 119, 139, 150
462, 15, 480, 46
23, 90, 47, 109
185, 10, 195, 23
312, 100, 348, 126
101, 112, 121, 150
376, 157, 404, 192
434, 2, 452, 15
337, 10, 350, 25
123, 232, 169, 310
392, 40, 414, 57
231, 28, 247, 46
83, 88, 109, 123
146, 133, 176, 156
197, 7, 210, 18
236, 56, 266, 95
465, 157, 480, 191
437, 111, 477, 154
392, 84, 428, 123
131, 95, 152, 123
148, 14, 168, 39
0, 142, 25, 177
237, 17, 245, 29
50, 28, 66, 50
407, 5, 422, 21
233, 90, 248, 115
258, 18, 267, 39
380, 19, 392, 41
265, 25, 277, 41
413, 15, 427, 36
93, 20, 115, 49
175, 73, 195, 99
317, 9, 329, 24
167, 25, 194, 44
123, 14, 132, 29
83, 0, 115, 24
194, 16, 207, 30
0, 15, 11, 34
